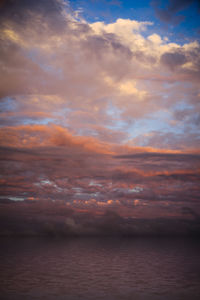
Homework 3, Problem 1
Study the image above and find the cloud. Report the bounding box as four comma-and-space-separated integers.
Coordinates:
0, 0, 199, 226
130, 130, 200, 151
153, 0, 200, 24
159, 42, 200, 80
0, 0, 67, 31
0, 2, 199, 129
0, 124, 114, 153
160, 51, 188, 70
115, 152, 200, 162
0, 200, 200, 237
0, 124, 199, 219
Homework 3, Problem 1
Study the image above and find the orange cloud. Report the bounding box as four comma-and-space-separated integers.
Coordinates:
0, 124, 114, 154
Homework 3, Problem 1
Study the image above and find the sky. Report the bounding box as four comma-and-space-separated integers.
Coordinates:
0, 0, 200, 236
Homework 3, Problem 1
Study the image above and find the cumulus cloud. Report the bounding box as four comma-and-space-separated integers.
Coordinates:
0, 0, 199, 134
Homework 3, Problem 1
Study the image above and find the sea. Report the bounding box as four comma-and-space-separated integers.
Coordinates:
0, 237, 200, 300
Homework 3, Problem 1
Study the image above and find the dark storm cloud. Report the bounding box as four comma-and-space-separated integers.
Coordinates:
0, 0, 90, 98
161, 46, 200, 78
155, 171, 200, 182
153, 0, 200, 24
114, 152, 200, 172
0, 0, 66, 30
115, 152, 200, 161
158, 46, 200, 84
111, 167, 200, 184
82, 32, 132, 61
0, 201, 200, 237
0, 0, 65, 98
160, 51, 188, 70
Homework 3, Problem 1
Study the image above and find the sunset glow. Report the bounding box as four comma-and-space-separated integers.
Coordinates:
0, 0, 200, 236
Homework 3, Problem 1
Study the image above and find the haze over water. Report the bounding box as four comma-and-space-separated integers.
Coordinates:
1, 237, 200, 300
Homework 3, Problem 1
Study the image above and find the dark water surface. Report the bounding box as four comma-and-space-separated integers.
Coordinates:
0, 237, 200, 300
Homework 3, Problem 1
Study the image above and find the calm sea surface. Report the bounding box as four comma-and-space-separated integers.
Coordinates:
0, 237, 200, 300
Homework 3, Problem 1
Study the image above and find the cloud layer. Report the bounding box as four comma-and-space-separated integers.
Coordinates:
0, 0, 200, 235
